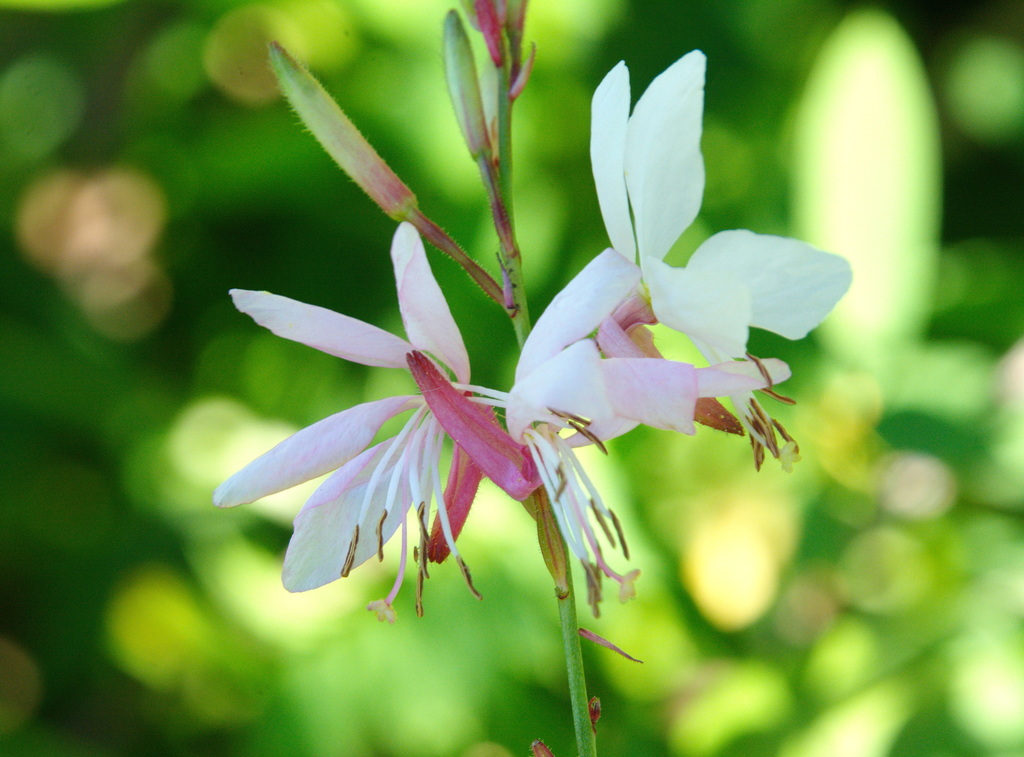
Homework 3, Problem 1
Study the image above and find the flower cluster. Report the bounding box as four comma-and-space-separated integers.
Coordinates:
216, 31, 850, 622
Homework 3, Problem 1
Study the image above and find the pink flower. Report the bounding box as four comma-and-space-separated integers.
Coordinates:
214, 222, 535, 621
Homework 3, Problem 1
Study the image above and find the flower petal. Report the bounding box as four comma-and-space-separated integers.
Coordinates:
696, 358, 792, 396
590, 61, 636, 260
392, 222, 471, 383
213, 395, 418, 507
427, 442, 484, 564
687, 229, 853, 341
600, 357, 699, 434
625, 50, 706, 261
645, 256, 752, 357
282, 440, 409, 592
407, 351, 538, 500
516, 249, 641, 381
230, 289, 411, 368
508, 340, 616, 440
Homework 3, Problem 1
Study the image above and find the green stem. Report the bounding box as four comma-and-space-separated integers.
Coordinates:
556, 542, 597, 757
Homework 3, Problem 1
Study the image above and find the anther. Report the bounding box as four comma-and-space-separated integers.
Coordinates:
609, 509, 630, 560
341, 525, 359, 578
376, 510, 387, 561
457, 556, 483, 600
591, 504, 616, 548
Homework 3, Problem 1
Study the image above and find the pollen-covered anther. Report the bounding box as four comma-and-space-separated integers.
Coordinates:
457, 556, 483, 600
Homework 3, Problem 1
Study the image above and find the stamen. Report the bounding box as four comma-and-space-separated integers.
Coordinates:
591, 504, 616, 548
416, 502, 430, 580
760, 387, 796, 405
456, 556, 483, 600
376, 510, 387, 561
341, 525, 359, 578
567, 420, 608, 454
746, 352, 774, 388
609, 509, 630, 560
583, 562, 603, 617
383, 517, 409, 606
750, 433, 766, 471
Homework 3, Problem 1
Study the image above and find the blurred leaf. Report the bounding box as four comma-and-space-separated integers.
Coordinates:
793, 9, 942, 379
0, 0, 125, 8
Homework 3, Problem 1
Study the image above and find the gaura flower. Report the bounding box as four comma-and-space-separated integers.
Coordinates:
458, 249, 791, 612
590, 51, 852, 467
214, 222, 536, 622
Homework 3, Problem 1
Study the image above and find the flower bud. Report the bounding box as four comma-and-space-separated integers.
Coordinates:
443, 12, 492, 159
268, 42, 416, 219
530, 741, 555, 757
474, 0, 504, 66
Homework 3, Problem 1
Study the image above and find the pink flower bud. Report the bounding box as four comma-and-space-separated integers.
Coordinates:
268, 42, 416, 219
474, 0, 504, 66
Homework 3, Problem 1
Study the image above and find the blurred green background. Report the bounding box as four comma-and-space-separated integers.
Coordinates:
2, 0, 1024, 755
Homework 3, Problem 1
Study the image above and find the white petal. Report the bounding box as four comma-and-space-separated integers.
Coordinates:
516, 249, 641, 381
508, 340, 614, 440
213, 395, 418, 507
645, 257, 752, 357
590, 61, 636, 260
687, 230, 853, 340
230, 289, 411, 368
391, 222, 470, 383
601, 357, 699, 434
282, 441, 409, 592
625, 50, 706, 261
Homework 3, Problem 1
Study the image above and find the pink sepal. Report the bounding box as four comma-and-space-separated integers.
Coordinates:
408, 351, 539, 500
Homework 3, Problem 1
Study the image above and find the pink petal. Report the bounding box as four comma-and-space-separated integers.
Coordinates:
600, 357, 700, 435
516, 249, 641, 381
407, 351, 539, 501
230, 289, 412, 368
427, 442, 485, 564
392, 222, 471, 383
590, 61, 636, 260
696, 358, 792, 396
213, 395, 418, 507
282, 440, 409, 592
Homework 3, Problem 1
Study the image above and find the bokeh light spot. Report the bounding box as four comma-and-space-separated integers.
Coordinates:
945, 35, 1024, 144
0, 54, 83, 161
16, 166, 171, 340
0, 636, 43, 735
877, 451, 956, 519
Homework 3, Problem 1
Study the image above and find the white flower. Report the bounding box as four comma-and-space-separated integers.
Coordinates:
590, 51, 852, 465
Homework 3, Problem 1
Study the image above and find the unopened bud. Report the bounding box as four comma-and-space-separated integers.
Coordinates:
588, 697, 601, 729
506, 0, 527, 38
443, 12, 492, 159
474, 0, 504, 66
268, 42, 416, 218
530, 740, 555, 757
